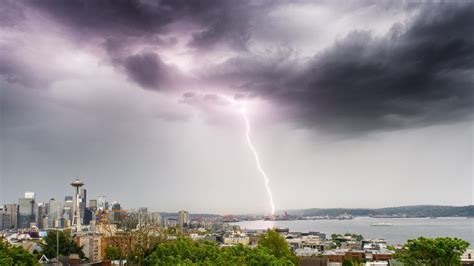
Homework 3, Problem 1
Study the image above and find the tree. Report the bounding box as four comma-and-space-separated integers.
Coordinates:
396, 237, 469, 265
39, 230, 85, 260
0, 239, 39, 265
343, 233, 363, 242
258, 229, 298, 264
101, 215, 165, 265
105, 245, 121, 260
145, 237, 296, 265
342, 258, 362, 266
342, 258, 354, 266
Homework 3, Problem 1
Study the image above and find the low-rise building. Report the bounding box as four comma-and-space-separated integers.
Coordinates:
295, 247, 320, 257
78, 234, 102, 263
223, 231, 250, 245
362, 239, 388, 250
461, 249, 474, 266
323, 249, 347, 263
323, 249, 366, 264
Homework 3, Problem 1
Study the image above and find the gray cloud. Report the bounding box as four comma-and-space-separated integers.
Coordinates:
207, 3, 474, 133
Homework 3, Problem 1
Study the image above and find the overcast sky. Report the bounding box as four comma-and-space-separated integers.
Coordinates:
1, 0, 473, 214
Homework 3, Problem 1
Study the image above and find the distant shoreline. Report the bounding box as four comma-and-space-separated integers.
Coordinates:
232, 217, 474, 245
279, 205, 474, 219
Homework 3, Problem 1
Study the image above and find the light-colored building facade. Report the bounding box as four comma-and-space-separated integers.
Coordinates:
5, 204, 17, 229
98, 194, 106, 212
223, 232, 250, 245
0, 206, 12, 230
178, 210, 190, 228
78, 234, 102, 263
461, 249, 474, 265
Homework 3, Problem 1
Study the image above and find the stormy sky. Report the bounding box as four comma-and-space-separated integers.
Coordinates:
1, 0, 472, 214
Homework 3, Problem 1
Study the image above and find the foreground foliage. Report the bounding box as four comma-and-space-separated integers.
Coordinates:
39, 230, 85, 260
396, 237, 469, 265
258, 229, 298, 263
105, 245, 122, 260
145, 230, 297, 265
0, 239, 39, 265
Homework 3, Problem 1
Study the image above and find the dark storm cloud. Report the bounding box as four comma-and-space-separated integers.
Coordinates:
209, 3, 474, 133
25, 0, 262, 50
121, 52, 172, 90
3, 0, 472, 133
186, 1, 257, 50
28, 0, 259, 46
0, 0, 25, 27
294, 3, 474, 132
18, 0, 268, 90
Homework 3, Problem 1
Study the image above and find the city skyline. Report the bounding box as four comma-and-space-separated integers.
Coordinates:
1, 1, 473, 213
2, 177, 473, 215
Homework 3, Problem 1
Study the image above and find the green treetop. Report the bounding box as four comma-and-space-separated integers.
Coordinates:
0, 238, 39, 265
39, 230, 85, 260
145, 229, 298, 265
396, 237, 469, 266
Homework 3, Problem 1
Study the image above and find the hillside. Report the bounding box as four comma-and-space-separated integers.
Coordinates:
284, 205, 474, 217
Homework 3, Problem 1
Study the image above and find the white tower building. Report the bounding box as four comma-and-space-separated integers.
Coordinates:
71, 177, 84, 232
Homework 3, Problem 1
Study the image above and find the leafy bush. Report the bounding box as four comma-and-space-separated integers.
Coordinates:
146, 230, 297, 265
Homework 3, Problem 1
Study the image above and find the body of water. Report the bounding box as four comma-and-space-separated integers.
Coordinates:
233, 217, 474, 245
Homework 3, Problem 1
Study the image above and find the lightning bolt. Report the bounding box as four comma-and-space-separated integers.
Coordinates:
221, 95, 276, 215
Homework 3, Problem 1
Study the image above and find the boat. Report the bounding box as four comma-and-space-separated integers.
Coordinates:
371, 222, 393, 226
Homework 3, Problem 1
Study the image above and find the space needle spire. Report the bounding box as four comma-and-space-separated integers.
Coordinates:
70, 177, 84, 232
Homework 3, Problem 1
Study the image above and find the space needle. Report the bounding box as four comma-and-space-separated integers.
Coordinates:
71, 177, 84, 232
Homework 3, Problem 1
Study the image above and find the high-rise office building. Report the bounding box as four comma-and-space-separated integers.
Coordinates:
112, 202, 121, 223
48, 198, 63, 228
42, 216, 49, 229
83, 208, 93, 225
178, 210, 190, 228
36, 203, 46, 229
150, 212, 162, 226
138, 207, 148, 226
24, 192, 35, 199
89, 199, 97, 212
80, 188, 87, 223
63, 196, 74, 225
18, 193, 36, 229
5, 204, 17, 229
0, 206, 11, 230
63, 207, 72, 226
97, 194, 106, 212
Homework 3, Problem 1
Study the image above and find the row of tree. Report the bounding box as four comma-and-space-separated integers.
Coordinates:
0, 240, 38, 265
0, 231, 470, 265
105, 229, 298, 265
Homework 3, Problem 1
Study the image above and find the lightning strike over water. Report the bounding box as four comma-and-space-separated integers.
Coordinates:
221, 95, 276, 215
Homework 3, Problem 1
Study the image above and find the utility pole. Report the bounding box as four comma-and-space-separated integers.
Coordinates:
56, 229, 59, 263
